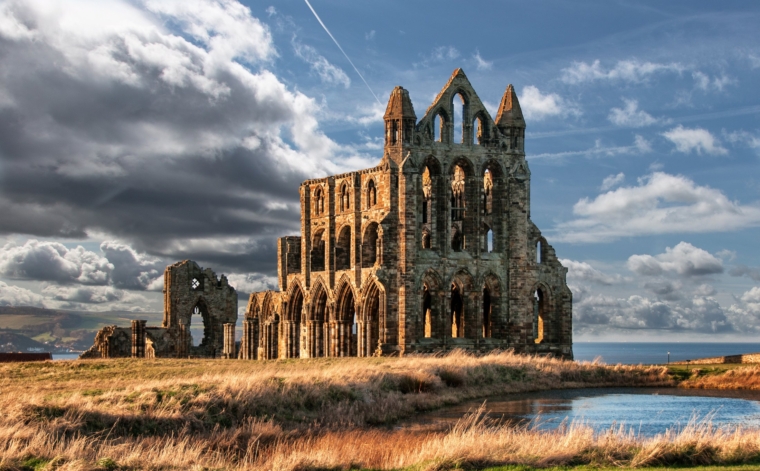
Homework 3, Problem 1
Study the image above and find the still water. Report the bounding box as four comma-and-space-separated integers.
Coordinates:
402, 388, 760, 436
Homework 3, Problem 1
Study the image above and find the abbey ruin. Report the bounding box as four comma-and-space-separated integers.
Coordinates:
82, 69, 573, 360
243, 69, 573, 360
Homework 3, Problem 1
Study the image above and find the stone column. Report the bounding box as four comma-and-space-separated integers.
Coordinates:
223, 323, 235, 359
131, 319, 146, 358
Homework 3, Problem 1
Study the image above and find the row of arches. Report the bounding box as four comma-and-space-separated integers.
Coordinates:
312, 179, 378, 216
245, 280, 385, 359
420, 155, 501, 253
310, 222, 380, 272
430, 91, 493, 145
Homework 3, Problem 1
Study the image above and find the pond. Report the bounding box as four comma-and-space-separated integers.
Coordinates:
400, 388, 760, 437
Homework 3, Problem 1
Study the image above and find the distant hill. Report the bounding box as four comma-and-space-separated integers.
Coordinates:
0, 306, 163, 353
0, 331, 50, 352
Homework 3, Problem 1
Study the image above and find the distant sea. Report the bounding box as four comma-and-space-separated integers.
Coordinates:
51, 343, 760, 364
573, 342, 760, 365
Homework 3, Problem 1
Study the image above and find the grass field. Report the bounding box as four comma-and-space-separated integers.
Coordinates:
1, 352, 759, 470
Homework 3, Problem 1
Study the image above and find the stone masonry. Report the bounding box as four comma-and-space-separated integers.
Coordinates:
81, 260, 237, 359
244, 69, 573, 360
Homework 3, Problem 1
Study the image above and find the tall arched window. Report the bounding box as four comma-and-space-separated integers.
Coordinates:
314, 187, 324, 216
423, 285, 432, 338
482, 287, 492, 338
537, 240, 542, 264
433, 113, 442, 142
482, 223, 493, 253
366, 179, 377, 208
451, 164, 465, 221
453, 92, 465, 144
534, 288, 545, 344
340, 184, 350, 212
473, 115, 485, 145
483, 169, 493, 215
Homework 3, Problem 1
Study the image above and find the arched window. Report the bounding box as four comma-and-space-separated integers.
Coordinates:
483, 169, 493, 215
482, 223, 493, 253
340, 184, 350, 212
361, 223, 379, 268
366, 179, 377, 208
450, 283, 464, 338
482, 287, 492, 338
453, 92, 465, 144
311, 229, 326, 272
422, 167, 433, 224
335, 226, 351, 270
314, 187, 324, 216
534, 288, 545, 344
451, 164, 465, 221
423, 285, 432, 338
451, 228, 463, 252
433, 114, 441, 142
473, 115, 485, 145
537, 240, 542, 264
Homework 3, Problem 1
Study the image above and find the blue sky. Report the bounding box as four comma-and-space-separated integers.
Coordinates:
0, 0, 758, 341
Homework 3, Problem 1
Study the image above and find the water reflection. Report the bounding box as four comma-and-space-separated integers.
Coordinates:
400, 388, 760, 436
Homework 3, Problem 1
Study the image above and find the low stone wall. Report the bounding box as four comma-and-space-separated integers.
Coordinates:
672, 352, 760, 365
0, 352, 52, 362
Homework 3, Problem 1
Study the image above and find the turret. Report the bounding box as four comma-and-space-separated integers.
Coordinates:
383, 86, 417, 151
495, 84, 525, 153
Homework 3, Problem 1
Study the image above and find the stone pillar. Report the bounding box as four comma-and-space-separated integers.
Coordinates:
131, 319, 146, 358
223, 323, 235, 359
241, 319, 258, 360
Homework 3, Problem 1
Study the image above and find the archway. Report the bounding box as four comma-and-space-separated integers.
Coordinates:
534, 288, 546, 344
335, 225, 351, 270
333, 284, 357, 357
285, 285, 304, 358
361, 281, 383, 356
308, 283, 328, 357
450, 283, 464, 338
362, 223, 379, 268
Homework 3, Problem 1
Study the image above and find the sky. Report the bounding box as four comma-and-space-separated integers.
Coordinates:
0, 0, 758, 342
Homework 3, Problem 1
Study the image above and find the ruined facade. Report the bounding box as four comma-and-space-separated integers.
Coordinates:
81, 260, 237, 359
244, 69, 573, 360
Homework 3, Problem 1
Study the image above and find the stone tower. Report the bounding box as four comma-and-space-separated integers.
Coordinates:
244, 69, 573, 360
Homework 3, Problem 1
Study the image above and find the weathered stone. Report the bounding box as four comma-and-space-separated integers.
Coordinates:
246, 69, 573, 360
81, 260, 238, 359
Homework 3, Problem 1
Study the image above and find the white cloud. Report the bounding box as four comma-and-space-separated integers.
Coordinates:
553, 172, 760, 243
0, 240, 113, 285
293, 39, 350, 88
724, 130, 760, 152
560, 259, 623, 285
416, 46, 459, 67
473, 50, 492, 70
692, 71, 735, 92
365, 30, 375, 40
608, 99, 661, 127
627, 242, 724, 277
662, 125, 728, 155
99, 241, 163, 290
226, 273, 277, 294
0, 281, 45, 307
41, 285, 145, 304
561, 59, 683, 84
600, 172, 625, 191
726, 287, 760, 333
519, 85, 580, 121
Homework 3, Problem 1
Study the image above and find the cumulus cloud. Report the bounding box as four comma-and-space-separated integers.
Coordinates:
99, 241, 163, 290
519, 86, 580, 121
574, 290, 731, 333
726, 287, 760, 333
600, 172, 625, 191
560, 259, 623, 285
226, 273, 277, 294
627, 242, 724, 277
0, 0, 366, 276
553, 172, 760, 243
0, 240, 112, 285
561, 59, 683, 84
292, 39, 350, 88
0, 281, 44, 307
662, 125, 728, 155
608, 99, 661, 127
42, 285, 145, 305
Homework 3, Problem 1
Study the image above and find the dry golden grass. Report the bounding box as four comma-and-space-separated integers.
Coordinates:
1, 350, 757, 470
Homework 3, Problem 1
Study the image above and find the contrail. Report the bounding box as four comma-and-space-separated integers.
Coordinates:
303, 0, 382, 106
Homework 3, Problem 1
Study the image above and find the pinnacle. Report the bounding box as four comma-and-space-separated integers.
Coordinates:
495, 84, 525, 127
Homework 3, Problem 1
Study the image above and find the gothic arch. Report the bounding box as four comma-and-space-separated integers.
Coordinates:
245, 296, 260, 320
361, 221, 380, 268
530, 282, 554, 345
360, 279, 384, 356
481, 272, 502, 339
331, 280, 358, 356
335, 224, 352, 271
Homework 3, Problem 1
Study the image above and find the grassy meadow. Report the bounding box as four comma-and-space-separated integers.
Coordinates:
1, 351, 760, 470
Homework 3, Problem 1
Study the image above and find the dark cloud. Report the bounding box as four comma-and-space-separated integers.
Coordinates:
0, 0, 364, 275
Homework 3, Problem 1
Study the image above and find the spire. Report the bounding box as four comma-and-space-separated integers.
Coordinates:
384, 86, 416, 120
495, 84, 525, 128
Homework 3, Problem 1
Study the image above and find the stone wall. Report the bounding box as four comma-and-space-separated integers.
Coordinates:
672, 352, 760, 365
